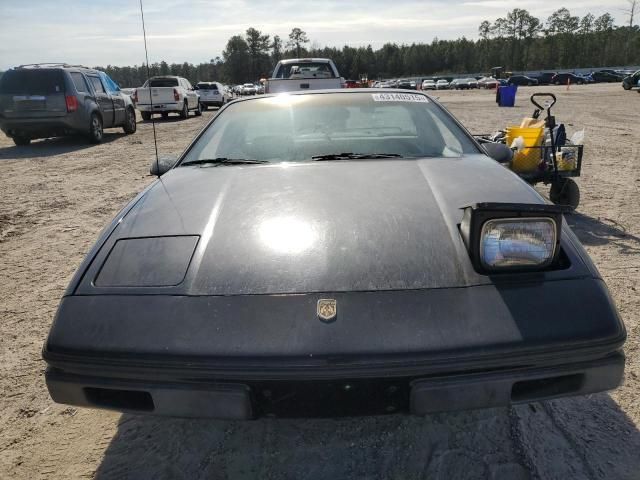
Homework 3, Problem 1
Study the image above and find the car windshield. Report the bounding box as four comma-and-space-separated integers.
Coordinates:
197, 83, 218, 90
181, 92, 479, 164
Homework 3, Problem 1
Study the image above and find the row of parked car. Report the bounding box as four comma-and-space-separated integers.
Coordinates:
373, 68, 640, 91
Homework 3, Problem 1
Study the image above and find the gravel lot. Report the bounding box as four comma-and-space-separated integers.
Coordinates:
0, 83, 638, 479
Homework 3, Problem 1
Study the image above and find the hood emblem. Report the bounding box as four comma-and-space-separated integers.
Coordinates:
317, 299, 337, 322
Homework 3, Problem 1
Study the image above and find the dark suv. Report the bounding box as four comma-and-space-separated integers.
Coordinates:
0, 64, 137, 146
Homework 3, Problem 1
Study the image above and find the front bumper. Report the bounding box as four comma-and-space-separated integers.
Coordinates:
43, 277, 626, 418
45, 351, 624, 419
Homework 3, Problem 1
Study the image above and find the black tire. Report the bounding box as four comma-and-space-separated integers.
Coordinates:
180, 101, 188, 119
622, 82, 631, 91
13, 135, 31, 146
195, 101, 202, 116
141, 111, 151, 121
550, 178, 580, 210
201, 103, 208, 111
123, 107, 137, 134
161, 112, 169, 119
88, 113, 103, 144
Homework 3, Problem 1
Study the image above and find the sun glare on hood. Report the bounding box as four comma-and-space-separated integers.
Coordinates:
258, 216, 317, 255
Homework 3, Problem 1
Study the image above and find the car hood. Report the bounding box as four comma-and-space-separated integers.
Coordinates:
98, 156, 545, 295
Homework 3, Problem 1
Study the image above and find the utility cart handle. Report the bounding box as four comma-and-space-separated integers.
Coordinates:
530, 93, 556, 111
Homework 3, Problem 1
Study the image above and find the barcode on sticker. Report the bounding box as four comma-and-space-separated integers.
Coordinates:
372, 93, 428, 102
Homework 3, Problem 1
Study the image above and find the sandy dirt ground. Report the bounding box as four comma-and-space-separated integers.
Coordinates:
0, 83, 638, 479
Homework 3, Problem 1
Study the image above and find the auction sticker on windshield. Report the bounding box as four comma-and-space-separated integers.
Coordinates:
371, 93, 428, 102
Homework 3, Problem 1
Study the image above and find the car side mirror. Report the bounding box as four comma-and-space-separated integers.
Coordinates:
483, 142, 513, 164
150, 154, 178, 176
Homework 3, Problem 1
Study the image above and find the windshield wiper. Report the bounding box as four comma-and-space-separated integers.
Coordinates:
311, 153, 403, 161
180, 157, 268, 167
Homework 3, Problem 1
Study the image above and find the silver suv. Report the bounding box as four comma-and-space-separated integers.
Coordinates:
0, 63, 137, 146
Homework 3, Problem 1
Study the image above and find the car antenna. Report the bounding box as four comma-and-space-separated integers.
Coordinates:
139, 0, 160, 177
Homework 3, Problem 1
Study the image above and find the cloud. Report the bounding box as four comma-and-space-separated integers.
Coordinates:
0, 0, 629, 70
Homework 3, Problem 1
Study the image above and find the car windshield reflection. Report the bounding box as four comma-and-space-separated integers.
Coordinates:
181, 92, 479, 164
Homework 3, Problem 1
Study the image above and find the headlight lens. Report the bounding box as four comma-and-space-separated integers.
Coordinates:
480, 218, 557, 269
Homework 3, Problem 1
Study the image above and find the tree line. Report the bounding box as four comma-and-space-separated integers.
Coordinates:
93, 7, 639, 87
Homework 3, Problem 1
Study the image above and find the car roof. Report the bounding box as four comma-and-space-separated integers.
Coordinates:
13, 63, 101, 74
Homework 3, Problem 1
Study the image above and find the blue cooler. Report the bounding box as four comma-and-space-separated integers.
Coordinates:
497, 85, 518, 107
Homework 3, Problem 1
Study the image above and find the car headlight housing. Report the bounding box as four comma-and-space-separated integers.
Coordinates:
460, 203, 566, 273
480, 218, 556, 268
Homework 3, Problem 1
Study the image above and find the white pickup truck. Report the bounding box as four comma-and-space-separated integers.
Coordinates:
134, 76, 201, 120
265, 58, 344, 94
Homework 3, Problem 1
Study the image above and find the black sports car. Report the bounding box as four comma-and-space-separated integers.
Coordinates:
551, 73, 586, 85
591, 70, 624, 83
507, 75, 539, 86
43, 90, 625, 419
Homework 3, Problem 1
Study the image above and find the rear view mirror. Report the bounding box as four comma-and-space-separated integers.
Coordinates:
150, 154, 178, 176
483, 142, 513, 164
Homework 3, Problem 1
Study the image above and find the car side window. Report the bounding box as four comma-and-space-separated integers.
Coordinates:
88, 76, 106, 94
185, 80, 193, 90
70, 72, 90, 93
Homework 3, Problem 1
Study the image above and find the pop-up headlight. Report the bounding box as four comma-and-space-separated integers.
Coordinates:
460, 203, 567, 273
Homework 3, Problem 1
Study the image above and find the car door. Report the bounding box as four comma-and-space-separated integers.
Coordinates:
87, 75, 114, 127
101, 73, 126, 125
182, 79, 198, 108
218, 83, 227, 103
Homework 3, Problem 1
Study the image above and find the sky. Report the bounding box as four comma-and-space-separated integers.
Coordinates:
0, 0, 631, 70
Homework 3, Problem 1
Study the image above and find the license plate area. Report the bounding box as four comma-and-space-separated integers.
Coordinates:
249, 378, 409, 417
14, 96, 47, 111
